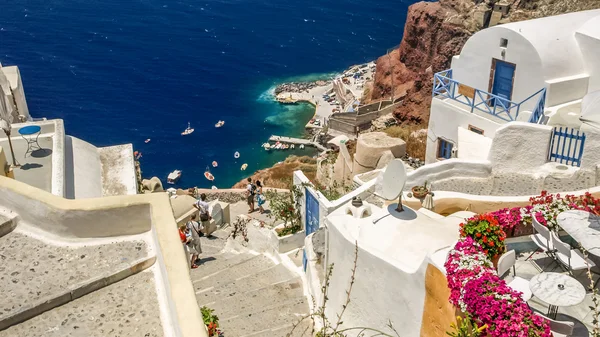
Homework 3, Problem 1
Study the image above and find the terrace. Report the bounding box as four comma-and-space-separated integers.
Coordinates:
432, 69, 547, 124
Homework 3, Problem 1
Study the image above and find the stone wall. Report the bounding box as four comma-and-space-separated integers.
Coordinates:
419, 264, 457, 337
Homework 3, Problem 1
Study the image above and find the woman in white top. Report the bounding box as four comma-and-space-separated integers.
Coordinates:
186, 214, 203, 268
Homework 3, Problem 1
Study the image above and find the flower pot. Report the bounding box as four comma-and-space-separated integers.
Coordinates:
412, 186, 429, 199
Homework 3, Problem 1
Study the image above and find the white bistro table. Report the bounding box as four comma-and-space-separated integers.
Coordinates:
529, 272, 585, 319
557, 210, 600, 256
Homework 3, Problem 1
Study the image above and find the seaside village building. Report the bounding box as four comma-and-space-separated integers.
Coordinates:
4, 9, 600, 337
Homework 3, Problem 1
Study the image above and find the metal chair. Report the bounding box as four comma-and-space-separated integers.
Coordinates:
535, 313, 574, 337
526, 217, 555, 266
551, 232, 595, 272
497, 250, 533, 301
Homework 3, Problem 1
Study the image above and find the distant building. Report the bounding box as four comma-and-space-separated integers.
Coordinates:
426, 9, 600, 164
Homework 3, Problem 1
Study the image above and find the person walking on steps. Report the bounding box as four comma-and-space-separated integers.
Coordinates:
185, 214, 204, 269
193, 193, 212, 234
246, 177, 256, 213
179, 224, 198, 269
256, 180, 266, 214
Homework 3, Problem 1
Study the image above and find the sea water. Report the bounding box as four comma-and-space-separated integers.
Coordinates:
0, 0, 411, 188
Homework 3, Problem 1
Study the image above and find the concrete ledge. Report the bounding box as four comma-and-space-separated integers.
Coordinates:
271, 224, 306, 253
0, 214, 16, 238
0, 256, 156, 331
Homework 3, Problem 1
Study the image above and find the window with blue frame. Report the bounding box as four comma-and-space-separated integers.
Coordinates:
438, 138, 453, 159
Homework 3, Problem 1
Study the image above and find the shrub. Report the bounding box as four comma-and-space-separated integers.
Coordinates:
200, 306, 220, 337
265, 184, 305, 236
489, 206, 532, 234
459, 214, 506, 260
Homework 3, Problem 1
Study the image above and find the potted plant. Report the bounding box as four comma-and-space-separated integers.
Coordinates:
459, 214, 506, 264
201, 306, 220, 337
412, 180, 429, 199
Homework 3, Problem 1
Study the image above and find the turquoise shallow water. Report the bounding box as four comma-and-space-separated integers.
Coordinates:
0, 0, 411, 188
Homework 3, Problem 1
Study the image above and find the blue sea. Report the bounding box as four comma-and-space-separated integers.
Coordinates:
0, 0, 410, 188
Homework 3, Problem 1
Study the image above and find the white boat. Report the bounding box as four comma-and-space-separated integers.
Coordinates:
212, 161, 218, 167
290, 144, 295, 149
167, 170, 181, 184
241, 163, 248, 171
181, 122, 194, 136
234, 151, 240, 159
204, 167, 215, 181
211, 185, 218, 190
144, 138, 151, 143
299, 144, 305, 149
215, 120, 225, 128
264, 143, 271, 151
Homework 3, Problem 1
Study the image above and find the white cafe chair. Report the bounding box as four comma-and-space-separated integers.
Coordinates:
527, 217, 554, 262
551, 232, 596, 274
535, 313, 574, 337
497, 250, 533, 301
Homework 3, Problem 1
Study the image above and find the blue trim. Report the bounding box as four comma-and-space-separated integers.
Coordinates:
432, 69, 546, 123
438, 139, 453, 159
548, 127, 585, 167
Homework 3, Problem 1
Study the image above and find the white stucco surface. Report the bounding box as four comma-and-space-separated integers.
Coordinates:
488, 122, 552, 173
457, 127, 492, 160
323, 204, 458, 335
68, 136, 103, 199
99, 144, 138, 196
0, 66, 30, 121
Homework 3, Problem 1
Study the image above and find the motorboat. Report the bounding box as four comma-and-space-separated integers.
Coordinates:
211, 186, 218, 190
299, 144, 305, 149
144, 138, 151, 143
234, 151, 240, 159
212, 161, 218, 167
204, 168, 215, 181
290, 144, 295, 149
264, 143, 271, 151
241, 163, 248, 171
167, 170, 181, 184
215, 120, 225, 128
181, 122, 194, 136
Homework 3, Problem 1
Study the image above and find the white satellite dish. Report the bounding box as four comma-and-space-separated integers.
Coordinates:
373, 159, 407, 223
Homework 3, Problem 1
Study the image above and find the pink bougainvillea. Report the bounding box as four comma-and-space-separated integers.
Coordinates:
445, 238, 551, 336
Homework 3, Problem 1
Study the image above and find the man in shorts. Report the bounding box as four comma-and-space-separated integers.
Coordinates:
246, 177, 256, 213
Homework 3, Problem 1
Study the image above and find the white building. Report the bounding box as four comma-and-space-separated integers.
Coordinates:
426, 9, 600, 164
0, 64, 138, 198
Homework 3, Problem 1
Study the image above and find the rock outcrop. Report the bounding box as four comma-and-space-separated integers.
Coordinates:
369, 0, 600, 124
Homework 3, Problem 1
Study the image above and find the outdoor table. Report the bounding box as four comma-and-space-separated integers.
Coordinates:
558, 210, 600, 257
17, 125, 42, 157
529, 272, 585, 319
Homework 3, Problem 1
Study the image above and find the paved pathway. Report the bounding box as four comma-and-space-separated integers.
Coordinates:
192, 227, 311, 336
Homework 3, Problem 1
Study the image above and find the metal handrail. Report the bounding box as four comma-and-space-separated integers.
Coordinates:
432, 69, 546, 123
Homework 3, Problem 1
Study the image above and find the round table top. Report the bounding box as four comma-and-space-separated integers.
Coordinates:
18, 125, 41, 135
529, 272, 585, 307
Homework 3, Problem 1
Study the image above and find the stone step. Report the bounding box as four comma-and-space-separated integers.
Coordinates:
204, 278, 303, 317
196, 263, 297, 305
192, 252, 255, 277
208, 227, 232, 240
0, 215, 16, 238
192, 254, 274, 288
262, 320, 314, 337
220, 297, 309, 337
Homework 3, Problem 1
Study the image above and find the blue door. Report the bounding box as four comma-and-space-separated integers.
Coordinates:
303, 189, 320, 272
491, 60, 515, 105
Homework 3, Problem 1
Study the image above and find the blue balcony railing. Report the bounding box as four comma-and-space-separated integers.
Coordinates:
432, 69, 546, 123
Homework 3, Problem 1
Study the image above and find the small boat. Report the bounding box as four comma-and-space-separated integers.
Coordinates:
181, 122, 194, 136
167, 170, 181, 184
144, 138, 151, 143
291, 144, 295, 149
204, 167, 215, 181
215, 120, 225, 128
264, 143, 271, 151
212, 161, 218, 167
211, 185, 218, 190
241, 163, 248, 171
299, 144, 305, 149
234, 151, 240, 159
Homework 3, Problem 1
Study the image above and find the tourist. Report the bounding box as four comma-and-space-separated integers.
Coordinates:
178, 225, 196, 269
256, 180, 266, 214
186, 214, 203, 266
246, 177, 256, 213
193, 193, 212, 224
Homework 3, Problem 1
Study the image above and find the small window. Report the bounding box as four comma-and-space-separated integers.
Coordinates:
437, 138, 454, 159
468, 125, 485, 135
500, 38, 508, 48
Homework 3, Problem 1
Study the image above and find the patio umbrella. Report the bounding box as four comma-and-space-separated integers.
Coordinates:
0, 88, 18, 168
422, 192, 434, 211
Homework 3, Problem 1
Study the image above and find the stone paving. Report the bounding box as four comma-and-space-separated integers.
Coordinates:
0, 231, 149, 324
193, 226, 309, 337
0, 270, 163, 337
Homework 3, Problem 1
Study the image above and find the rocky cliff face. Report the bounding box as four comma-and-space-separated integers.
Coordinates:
369, 0, 600, 124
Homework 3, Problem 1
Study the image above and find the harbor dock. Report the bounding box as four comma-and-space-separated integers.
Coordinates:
269, 135, 328, 152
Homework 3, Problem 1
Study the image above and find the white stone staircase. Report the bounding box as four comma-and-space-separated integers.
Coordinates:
192, 228, 311, 337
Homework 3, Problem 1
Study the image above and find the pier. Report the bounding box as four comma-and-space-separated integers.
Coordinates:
269, 135, 328, 152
